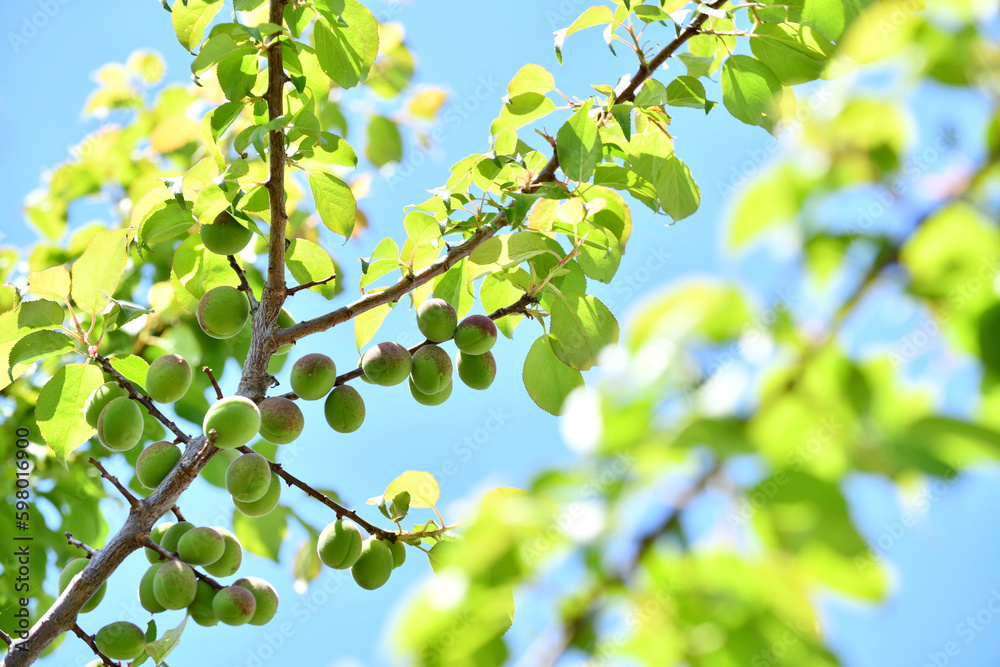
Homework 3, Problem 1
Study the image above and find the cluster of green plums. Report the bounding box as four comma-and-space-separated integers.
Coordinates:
60, 520, 276, 660
316, 519, 406, 591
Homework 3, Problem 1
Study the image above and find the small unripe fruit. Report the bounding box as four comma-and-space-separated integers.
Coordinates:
416, 298, 458, 342
275, 308, 295, 355
361, 342, 412, 386
351, 538, 393, 590
409, 344, 453, 395
389, 540, 406, 569
135, 441, 182, 489
188, 579, 219, 627
95, 621, 146, 660
197, 286, 250, 339
258, 397, 304, 444
290, 353, 337, 400
234, 576, 279, 625
226, 452, 272, 503
457, 350, 496, 390
145, 354, 192, 403
204, 395, 261, 448
203, 527, 243, 577
454, 314, 497, 355
317, 520, 363, 569
324, 385, 365, 433
97, 396, 144, 451
212, 585, 257, 626
145, 522, 174, 563
233, 471, 281, 517
152, 559, 197, 609
84, 382, 127, 428
160, 521, 194, 553
200, 210, 253, 256
408, 378, 452, 406
177, 526, 225, 566
58, 558, 106, 613
139, 564, 166, 614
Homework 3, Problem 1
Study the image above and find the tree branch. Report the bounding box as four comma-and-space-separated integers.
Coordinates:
71, 625, 118, 667
141, 538, 224, 591
287, 274, 336, 296
202, 366, 224, 400
88, 458, 139, 510
237, 445, 398, 542
92, 353, 192, 444
0, 630, 12, 648
227, 254, 258, 310
65, 533, 98, 558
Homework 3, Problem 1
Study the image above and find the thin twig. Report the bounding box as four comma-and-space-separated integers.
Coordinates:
71, 625, 118, 667
227, 254, 258, 310
65, 533, 98, 558
202, 366, 224, 400
141, 538, 224, 591
287, 274, 336, 296
92, 353, 192, 444
88, 458, 139, 510
171, 505, 186, 522
0, 630, 12, 647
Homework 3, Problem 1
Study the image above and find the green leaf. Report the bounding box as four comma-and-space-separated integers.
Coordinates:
468, 233, 550, 281
523, 335, 585, 415
71, 230, 131, 316
298, 132, 358, 169
191, 31, 243, 74
666, 76, 711, 110
201, 101, 245, 169
292, 536, 323, 587
8, 331, 75, 380
656, 154, 701, 221
355, 302, 392, 351
217, 46, 260, 101
27, 266, 70, 302
726, 165, 803, 250
37, 363, 104, 460
507, 64, 555, 97
371, 471, 440, 509
172, 0, 223, 51
309, 172, 357, 239
138, 200, 197, 246
480, 272, 527, 339
144, 616, 186, 664
366, 115, 403, 168
109, 355, 150, 392
750, 22, 835, 85
720, 55, 785, 129
490, 94, 557, 134
548, 292, 619, 371
170, 235, 243, 314
359, 238, 402, 288
232, 506, 288, 562
0, 300, 65, 388
389, 491, 411, 522
286, 239, 338, 299
557, 99, 602, 183
433, 261, 474, 319
313, 0, 379, 89
554, 6, 616, 64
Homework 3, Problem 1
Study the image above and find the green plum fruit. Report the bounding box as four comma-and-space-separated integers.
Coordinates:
203, 526, 243, 577
408, 377, 452, 406
203, 395, 261, 448
453, 314, 497, 355
232, 471, 281, 517
95, 621, 146, 660
324, 385, 365, 433
188, 580, 219, 627
145, 354, 192, 403
159, 521, 194, 554
416, 298, 458, 342
275, 308, 295, 355
200, 210, 253, 256
316, 520, 363, 569
290, 353, 337, 400
361, 342, 412, 386
409, 344, 453, 395
139, 564, 166, 614
177, 526, 225, 566
234, 576, 279, 625
212, 585, 257, 626
457, 350, 496, 390
197, 286, 250, 339
135, 441, 182, 489
226, 452, 272, 503
97, 396, 144, 451
57, 558, 106, 613
258, 397, 304, 444
351, 538, 393, 590
145, 522, 175, 563
152, 559, 197, 610
388, 540, 406, 569
84, 382, 127, 428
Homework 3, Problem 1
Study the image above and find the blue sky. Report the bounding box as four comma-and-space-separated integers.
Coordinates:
3, 1, 1000, 666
